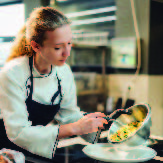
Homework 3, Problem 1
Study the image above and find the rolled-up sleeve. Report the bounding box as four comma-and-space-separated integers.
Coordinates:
0, 68, 60, 159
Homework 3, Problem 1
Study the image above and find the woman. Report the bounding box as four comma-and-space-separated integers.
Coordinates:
0, 6, 108, 162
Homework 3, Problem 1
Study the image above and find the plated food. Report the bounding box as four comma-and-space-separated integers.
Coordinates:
109, 121, 143, 142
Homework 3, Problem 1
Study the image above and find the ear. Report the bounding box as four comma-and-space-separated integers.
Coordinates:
30, 40, 41, 53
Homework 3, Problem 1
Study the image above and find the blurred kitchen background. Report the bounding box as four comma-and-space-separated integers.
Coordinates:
0, 0, 162, 137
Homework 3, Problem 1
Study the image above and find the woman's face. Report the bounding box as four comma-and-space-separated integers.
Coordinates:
37, 24, 72, 66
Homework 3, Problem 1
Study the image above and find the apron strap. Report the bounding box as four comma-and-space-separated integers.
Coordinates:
51, 72, 62, 105
28, 56, 34, 101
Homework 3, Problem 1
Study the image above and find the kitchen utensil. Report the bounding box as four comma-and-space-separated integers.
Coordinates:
123, 98, 135, 109
106, 103, 152, 147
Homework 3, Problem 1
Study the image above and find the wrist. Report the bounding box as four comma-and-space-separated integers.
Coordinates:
58, 122, 81, 139
71, 121, 82, 136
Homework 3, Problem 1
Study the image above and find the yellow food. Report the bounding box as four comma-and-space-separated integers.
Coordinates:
109, 121, 142, 142
132, 108, 145, 122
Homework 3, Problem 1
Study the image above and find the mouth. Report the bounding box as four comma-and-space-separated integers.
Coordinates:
59, 59, 66, 61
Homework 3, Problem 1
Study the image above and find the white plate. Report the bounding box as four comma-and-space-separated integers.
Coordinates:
82, 143, 157, 163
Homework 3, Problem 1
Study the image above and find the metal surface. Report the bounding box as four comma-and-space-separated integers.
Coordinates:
107, 103, 152, 147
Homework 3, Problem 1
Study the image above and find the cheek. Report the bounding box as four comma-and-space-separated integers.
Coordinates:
41, 48, 62, 61
53, 50, 61, 57
50, 50, 62, 60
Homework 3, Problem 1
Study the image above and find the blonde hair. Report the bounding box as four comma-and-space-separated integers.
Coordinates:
6, 6, 71, 62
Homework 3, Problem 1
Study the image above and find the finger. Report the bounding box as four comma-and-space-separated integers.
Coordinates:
98, 126, 105, 130
95, 117, 108, 124
87, 112, 106, 118
94, 118, 108, 128
96, 121, 106, 128
93, 128, 99, 133
94, 112, 106, 117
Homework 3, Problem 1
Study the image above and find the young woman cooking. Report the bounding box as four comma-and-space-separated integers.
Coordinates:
0, 6, 108, 162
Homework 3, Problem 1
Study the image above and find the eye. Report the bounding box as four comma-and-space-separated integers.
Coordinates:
68, 42, 72, 45
55, 48, 60, 50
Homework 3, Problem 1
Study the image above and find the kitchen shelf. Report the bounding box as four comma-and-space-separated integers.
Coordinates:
72, 42, 111, 49
77, 89, 104, 96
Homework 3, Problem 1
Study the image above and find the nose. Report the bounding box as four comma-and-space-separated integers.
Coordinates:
62, 46, 71, 57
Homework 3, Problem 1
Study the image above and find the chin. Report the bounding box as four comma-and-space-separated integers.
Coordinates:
55, 62, 65, 66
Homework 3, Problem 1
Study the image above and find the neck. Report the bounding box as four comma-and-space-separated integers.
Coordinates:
33, 55, 51, 74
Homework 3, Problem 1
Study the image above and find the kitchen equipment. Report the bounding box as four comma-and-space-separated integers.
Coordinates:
82, 143, 157, 163
105, 103, 152, 147
123, 98, 135, 109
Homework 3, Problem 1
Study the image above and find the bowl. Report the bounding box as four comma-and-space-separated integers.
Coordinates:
107, 103, 152, 147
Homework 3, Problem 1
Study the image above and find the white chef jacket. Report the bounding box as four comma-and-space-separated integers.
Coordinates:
0, 55, 100, 159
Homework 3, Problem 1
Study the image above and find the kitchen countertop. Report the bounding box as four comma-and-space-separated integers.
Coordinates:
56, 131, 163, 163
25, 131, 163, 163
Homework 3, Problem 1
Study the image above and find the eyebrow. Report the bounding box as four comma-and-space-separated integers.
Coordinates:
55, 43, 64, 45
55, 37, 73, 45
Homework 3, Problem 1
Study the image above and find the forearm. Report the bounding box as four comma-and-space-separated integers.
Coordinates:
58, 122, 81, 139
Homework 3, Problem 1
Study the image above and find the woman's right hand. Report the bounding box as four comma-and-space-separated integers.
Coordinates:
73, 112, 108, 135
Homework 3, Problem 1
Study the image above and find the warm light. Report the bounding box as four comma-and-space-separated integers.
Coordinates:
72, 32, 109, 38
66, 6, 117, 18
71, 16, 116, 26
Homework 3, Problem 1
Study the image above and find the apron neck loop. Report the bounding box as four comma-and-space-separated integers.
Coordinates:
28, 56, 62, 105
56, 73, 62, 104
28, 56, 34, 100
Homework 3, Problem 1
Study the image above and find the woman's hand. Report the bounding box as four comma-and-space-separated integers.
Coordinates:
58, 112, 108, 139
73, 112, 108, 135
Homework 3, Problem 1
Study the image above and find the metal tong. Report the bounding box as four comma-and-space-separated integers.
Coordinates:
102, 109, 132, 129
103, 109, 132, 121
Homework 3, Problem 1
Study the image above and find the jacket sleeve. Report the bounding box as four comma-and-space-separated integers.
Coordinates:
0, 67, 60, 159
54, 65, 101, 144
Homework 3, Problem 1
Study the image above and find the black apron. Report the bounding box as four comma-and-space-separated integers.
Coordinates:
0, 56, 96, 163
0, 56, 64, 162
